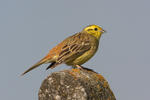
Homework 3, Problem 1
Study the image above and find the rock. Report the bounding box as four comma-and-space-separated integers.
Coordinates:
39, 68, 116, 100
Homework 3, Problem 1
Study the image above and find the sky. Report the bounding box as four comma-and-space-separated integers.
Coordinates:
0, 0, 150, 100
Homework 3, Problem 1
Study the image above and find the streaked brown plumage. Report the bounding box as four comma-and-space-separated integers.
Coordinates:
22, 25, 105, 75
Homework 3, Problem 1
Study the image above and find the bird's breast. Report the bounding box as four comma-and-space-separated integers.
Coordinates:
67, 40, 99, 66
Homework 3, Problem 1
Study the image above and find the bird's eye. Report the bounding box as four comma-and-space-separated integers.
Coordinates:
94, 28, 98, 31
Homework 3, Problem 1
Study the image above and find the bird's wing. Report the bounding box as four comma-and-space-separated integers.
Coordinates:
46, 32, 91, 69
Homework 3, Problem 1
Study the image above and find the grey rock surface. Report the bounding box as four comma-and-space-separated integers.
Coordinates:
38, 69, 116, 100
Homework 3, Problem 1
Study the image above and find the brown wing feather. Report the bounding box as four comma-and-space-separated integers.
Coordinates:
55, 32, 91, 65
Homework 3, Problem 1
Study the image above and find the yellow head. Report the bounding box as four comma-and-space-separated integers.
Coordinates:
82, 25, 105, 40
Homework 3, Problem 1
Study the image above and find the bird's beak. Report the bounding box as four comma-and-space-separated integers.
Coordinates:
100, 30, 106, 33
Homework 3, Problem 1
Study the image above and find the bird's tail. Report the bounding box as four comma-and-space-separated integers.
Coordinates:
21, 57, 49, 76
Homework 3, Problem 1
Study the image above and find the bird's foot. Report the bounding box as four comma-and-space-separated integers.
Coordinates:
75, 65, 83, 69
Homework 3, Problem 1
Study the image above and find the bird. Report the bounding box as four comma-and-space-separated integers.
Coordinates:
21, 25, 105, 75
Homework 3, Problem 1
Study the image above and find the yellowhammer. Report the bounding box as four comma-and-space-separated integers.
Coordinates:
22, 25, 105, 75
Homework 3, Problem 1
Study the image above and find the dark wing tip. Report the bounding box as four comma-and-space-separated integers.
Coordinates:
46, 62, 57, 70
